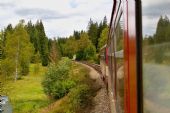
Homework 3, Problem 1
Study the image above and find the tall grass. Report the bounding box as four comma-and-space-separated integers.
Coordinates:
2, 63, 50, 113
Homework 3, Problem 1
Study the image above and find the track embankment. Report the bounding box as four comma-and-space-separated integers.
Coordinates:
77, 62, 110, 113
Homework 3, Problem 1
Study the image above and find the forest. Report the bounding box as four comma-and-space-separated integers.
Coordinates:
0, 16, 108, 81
57, 16, 108, 62
0, 16, 109, 113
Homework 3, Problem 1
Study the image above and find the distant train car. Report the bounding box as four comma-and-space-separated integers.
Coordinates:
99, 45, 109, 85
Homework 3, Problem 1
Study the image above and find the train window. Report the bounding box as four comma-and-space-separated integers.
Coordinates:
114, 13, 124, 113
142, 0, 170, 113
109, 37, 115, 93
115, 13, 123, 51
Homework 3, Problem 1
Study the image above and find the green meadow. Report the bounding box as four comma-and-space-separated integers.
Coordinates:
4, 64, 50, 113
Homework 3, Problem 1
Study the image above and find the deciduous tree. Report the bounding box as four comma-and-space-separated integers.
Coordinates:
4, 21, 33, 80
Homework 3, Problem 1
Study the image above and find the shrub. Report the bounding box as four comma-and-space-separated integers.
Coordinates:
68, 85, 91, 108
47, 63, 97, 113
54, 85, 91, 113
42, 57, 74, 99
51, 80, 76, 99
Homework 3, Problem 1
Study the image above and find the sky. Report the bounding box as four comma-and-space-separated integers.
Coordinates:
0, 0, 170, 38
142, 0, 170, 36
0, 0, 112, 38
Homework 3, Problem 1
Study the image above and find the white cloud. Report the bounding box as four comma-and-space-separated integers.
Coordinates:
1, 0, 170, 38
0, 0, 112, 38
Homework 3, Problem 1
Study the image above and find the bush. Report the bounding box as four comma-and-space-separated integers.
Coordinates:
42, 57, 74, 99
54, 85, 91, 113
50, 64, 96, 113
51, 80, 76, 99
68, 85, 90, 108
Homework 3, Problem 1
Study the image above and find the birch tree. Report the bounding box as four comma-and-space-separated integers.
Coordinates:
4, 21, 33, 81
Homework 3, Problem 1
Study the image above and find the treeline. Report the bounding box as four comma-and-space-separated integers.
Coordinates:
57, 16, 109, 62
0, 20, 60, 80
143, 15, 170, 45
143, 15, 170, 64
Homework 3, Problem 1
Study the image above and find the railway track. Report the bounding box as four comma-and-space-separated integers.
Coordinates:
78, 61, 102, 74
74, 61, 107, 82
76, 61, 110, 113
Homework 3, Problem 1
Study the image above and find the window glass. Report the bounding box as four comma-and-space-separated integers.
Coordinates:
142, 1, 170, 113
115, 14, 124, 113
109, 38, 115, 93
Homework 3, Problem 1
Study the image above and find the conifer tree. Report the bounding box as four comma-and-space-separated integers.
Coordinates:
155, 16, 170, 43
88, 19, 98, 49
36, 20, 49, 66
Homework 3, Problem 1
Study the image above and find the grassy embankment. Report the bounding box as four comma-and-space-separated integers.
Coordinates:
42, 61, 99, 113
0, 60, 99, 113
2, 64, 50, 113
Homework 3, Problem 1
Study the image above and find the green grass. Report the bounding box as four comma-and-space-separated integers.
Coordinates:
5, 64, 50, 113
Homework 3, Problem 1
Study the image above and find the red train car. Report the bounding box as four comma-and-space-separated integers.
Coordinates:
102, 0, 143, 113
100, 0, 170, 113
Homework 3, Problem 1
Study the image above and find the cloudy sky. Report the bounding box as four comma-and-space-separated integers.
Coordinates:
0, 0, 112, 38
0, 0, 170, 38
142, 0, 170, 36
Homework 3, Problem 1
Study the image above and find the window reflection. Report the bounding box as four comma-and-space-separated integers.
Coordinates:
115, 14, 124, 113
143, 1, 170, 113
